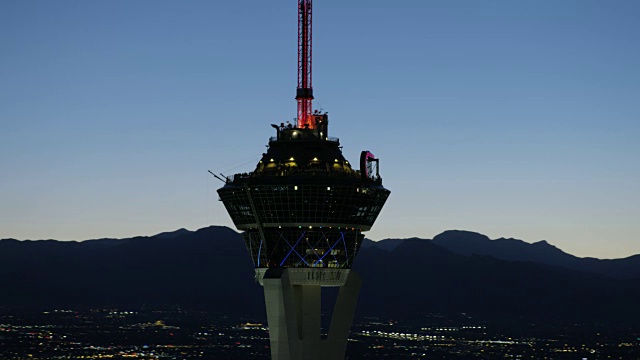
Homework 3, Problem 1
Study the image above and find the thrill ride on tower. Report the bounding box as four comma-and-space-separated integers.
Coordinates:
217, 1, 389, 359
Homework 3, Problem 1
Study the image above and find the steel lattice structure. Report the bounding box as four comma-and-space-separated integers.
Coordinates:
296, 0, 314, 128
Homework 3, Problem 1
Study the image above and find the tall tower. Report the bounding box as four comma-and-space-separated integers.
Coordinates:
217, 1, 389, 359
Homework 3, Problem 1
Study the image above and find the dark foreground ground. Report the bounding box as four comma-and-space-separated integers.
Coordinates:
1, 307, 638, 360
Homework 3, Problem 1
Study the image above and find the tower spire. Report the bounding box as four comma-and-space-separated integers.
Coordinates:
296, 0, 314, 128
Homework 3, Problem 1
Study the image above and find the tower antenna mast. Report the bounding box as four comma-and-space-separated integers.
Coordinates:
296, 0, 314, 128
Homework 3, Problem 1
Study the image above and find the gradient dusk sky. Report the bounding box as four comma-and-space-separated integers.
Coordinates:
1, 0, 638, 259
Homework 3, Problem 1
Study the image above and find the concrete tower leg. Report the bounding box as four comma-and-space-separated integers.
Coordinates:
325, 271, 362, 359
262, 268, 362, 360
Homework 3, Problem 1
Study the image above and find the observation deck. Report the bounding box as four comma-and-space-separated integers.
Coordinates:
218, 116, 389, 271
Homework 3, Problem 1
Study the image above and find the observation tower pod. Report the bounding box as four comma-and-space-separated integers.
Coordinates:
216, 1, 389, 359
218, 119, 389, 360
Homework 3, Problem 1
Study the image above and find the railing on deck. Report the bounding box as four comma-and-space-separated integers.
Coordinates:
269, 136, 340, 143
226, 168, 383, 184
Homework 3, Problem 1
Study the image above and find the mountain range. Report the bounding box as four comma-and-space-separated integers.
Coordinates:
1, 227, 639, 324
371, 230, 640, 279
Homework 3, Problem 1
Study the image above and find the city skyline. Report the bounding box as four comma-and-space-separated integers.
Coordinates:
1, 0, 639, 259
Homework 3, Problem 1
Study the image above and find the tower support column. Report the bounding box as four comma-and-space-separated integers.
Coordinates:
262, 268, 362, 360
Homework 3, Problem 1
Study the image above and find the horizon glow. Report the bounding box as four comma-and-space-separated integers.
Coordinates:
1, 0, 638, 259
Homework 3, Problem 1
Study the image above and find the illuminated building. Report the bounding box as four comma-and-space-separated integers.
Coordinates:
217, 1, 389, 359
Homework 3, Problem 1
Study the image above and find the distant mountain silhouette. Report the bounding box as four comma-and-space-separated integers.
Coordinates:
2, 227, 640, 324
0, 226, 262, 315
426, 230, 640, 279
355, 238, 640, 323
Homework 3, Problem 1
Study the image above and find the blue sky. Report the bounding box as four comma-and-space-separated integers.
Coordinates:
1, 0, 638, 258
